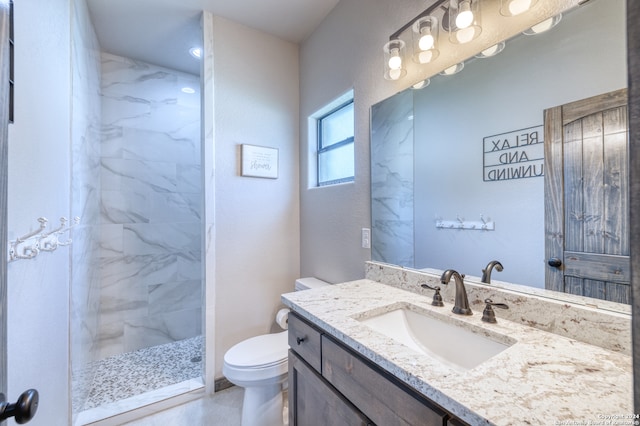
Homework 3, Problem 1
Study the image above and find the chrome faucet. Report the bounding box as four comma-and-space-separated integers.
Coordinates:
440, 269, 472, 315
481, 260, 503, 284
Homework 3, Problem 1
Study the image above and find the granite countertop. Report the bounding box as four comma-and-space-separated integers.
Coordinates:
282, 279, 633, 426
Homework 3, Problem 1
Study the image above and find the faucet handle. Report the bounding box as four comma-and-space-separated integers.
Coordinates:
420, 284, 444, 307
482, 298, 509, 323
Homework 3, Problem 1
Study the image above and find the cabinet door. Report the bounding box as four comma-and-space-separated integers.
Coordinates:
322, 335, 448, 426
288, 351, 371, 426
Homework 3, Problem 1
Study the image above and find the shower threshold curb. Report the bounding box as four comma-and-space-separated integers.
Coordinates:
75, 378, 205, 426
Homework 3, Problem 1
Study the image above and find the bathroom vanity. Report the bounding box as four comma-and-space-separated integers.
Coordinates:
282, 265, 632, 425
288, 312, 466, 425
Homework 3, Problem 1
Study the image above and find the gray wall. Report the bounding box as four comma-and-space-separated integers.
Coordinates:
300, 0, 427, 283
301, 0, 622, 287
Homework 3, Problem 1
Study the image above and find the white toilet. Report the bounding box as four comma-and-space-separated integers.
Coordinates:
223, 277, 330, 426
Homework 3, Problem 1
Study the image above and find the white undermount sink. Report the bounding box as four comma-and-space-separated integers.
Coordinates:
356, 303, 515, 372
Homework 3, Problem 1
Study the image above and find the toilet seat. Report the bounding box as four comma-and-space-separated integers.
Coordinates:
223, 331, 289, 385
224, 331, 288, 369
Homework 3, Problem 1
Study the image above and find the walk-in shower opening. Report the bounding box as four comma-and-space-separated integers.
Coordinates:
70, 2, 204, 420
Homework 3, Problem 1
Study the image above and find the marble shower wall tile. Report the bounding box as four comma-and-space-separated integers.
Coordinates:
96, 53, 202, 357
370, 90, 414, 267
123, 308, 202, 352
70, 0, 103, 415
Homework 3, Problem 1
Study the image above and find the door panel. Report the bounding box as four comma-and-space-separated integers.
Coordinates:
0, 0, 10, 418
544, 89, 630, 303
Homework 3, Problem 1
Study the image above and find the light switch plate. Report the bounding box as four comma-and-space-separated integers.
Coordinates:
361, 228, 371, 249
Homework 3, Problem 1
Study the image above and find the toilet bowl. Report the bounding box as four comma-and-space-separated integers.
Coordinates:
222, 277, 330, 426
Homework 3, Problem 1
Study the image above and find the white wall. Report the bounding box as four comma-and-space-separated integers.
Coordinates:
7, 0, 71, 424
209, 16, 300, 378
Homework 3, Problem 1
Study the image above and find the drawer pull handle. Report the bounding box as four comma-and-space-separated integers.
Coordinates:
296, 336, 305, 345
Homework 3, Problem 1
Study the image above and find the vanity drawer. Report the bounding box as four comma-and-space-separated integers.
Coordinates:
288, 312, 322, 373
321, 335, 448, 426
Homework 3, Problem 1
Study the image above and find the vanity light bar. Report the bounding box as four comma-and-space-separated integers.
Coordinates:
384, 0, 549, 82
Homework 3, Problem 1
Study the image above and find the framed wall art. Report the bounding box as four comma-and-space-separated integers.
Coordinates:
241, 144, 279, 179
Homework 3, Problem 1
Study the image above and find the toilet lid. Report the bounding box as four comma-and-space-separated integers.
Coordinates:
224, 331, 288, 369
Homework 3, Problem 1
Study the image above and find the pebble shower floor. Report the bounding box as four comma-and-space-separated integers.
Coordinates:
73, 336, 203, 411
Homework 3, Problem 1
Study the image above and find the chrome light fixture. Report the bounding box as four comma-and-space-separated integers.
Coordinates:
381, 0, 557, 82
412, 16, 440, 64
383, 39, 407, 80
448, 0, 482, 44
500, 0, 538, 17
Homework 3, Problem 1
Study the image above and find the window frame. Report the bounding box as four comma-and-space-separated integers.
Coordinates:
316, 99, 355, 187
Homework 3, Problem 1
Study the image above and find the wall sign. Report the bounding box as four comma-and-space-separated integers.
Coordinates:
483, 125, 544, 182
241, 144, 279, 179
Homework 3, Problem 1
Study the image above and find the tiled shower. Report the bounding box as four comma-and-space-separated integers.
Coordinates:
71, 0, 203, 421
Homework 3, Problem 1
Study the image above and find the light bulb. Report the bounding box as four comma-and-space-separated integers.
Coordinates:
440, 63, 464, 75
388, 68, 402, 80
455, 1, 474, 29
508, 0, 532, 15
530, 17, 554, 33
455, 27, 476, 43
418, 27, 434, 51
481, 44, 499, 56
388, 48, 402, 70
412, 79, 430, 90
419, 33, 434, 51
418, 50, 434, 64
442, 65, 458, 75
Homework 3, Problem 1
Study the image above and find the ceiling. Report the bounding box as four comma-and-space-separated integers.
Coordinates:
86, 0, 340, 75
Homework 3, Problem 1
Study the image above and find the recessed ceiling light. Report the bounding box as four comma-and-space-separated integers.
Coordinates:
189, 47, 202, 59
181, 87, 196, 94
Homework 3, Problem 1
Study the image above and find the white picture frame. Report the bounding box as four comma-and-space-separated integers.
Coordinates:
241, 144, 279, 179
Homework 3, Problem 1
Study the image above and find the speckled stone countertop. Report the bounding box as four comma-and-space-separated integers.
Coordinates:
282, 280, 633, 426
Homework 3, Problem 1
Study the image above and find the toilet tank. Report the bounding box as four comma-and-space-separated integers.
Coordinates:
295, 277, 331, 291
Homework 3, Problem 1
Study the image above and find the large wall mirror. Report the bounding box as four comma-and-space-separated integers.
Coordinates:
371, 0, 627, 307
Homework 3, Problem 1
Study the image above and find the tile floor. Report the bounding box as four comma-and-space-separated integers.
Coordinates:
122, 386, 244, 426
76, 336, 203, 411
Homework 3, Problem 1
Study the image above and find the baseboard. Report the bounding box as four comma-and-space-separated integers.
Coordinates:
215, 376, 234, 392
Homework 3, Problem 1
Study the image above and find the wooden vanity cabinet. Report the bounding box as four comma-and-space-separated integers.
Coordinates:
289, 352, 372, 425
288, 312, 469, 426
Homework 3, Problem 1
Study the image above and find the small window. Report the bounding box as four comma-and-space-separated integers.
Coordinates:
317, 100, 354, 186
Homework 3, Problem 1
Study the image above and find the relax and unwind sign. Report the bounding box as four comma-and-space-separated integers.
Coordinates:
483, 125, 544, 182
